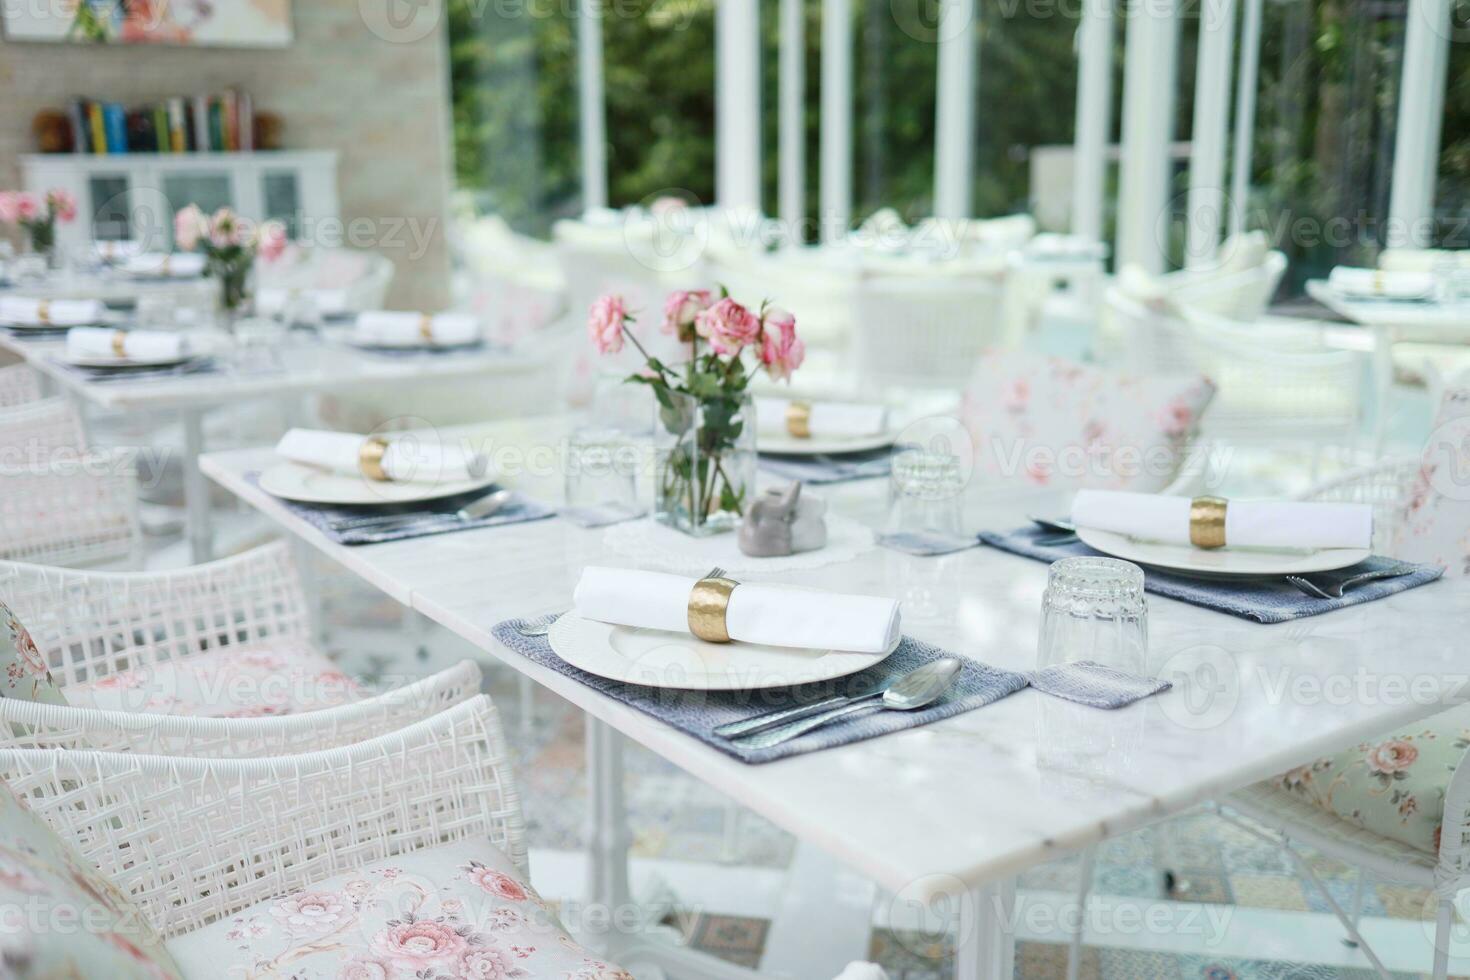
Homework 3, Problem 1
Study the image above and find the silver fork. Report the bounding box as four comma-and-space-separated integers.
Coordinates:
515, 566, 730, 638
1285, 562, 1415, 599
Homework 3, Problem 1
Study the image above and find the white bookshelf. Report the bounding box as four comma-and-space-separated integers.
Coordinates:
19, 151, 339, 252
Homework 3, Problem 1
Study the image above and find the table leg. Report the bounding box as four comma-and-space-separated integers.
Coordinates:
1371, 324, 1394, 453
954, 878, 1016, 980
180, 408, 213, 564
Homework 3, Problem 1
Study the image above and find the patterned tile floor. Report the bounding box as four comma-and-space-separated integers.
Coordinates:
323, 571, 1456, 979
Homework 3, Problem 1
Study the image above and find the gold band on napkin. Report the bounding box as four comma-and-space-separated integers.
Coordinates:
358, 437, 390, 481
36, 301, 50, 326
111, 331, 127, 358
418, 314, 434, 343
1189, 496, 1228, 549
688, 575, 739, 643
160, 255, 171, 276
785, 401, 812, 439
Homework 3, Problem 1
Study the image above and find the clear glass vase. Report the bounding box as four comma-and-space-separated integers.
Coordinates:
653, 389, 756, 536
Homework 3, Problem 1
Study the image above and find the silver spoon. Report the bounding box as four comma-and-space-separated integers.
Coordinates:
716, 667, 933, 738
1029, 515, 1077, 534
731, 658, 962, 750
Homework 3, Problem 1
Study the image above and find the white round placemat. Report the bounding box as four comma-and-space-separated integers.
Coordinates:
601, 512, 875, 574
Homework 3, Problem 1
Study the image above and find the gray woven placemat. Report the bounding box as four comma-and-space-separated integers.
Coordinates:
492, 619, 1171, 764
244, 472, 555, 545
758, 448, 894, 485
980, 525, 1445, 624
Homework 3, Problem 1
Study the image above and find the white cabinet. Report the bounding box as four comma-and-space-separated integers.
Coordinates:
19, 152, 339, 252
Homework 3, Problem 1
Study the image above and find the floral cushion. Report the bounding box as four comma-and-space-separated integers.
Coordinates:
166, 837, 631, 979
1398, 384, 1470, 577
1267, 703, 1470, 855
960, 350, 1216, 492
0, 779, 182, 978
0, 599, 65, 705
63, 640, 361, 718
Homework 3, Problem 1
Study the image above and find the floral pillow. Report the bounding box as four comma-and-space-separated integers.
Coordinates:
166, 837, 631, 979
0, 779, 181, 978
960, 351, 1216, 492
0, 599, 64, 706
1398, 384, 1470, 576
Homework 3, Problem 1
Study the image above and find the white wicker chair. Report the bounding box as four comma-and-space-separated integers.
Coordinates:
0, 694, 527, 940
0, 397, 87, 455
0, 658, 483, 755
0, 363, 42, 408
851, 268, 1009, 393
0, 541, 311, 692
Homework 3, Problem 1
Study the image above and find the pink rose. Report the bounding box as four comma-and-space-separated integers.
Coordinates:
13, 194, 39, 222
1158, 398, 1194, 437
1366, 739, 1417, 775
337, 957, 392, 980
587, 294, 628, 355
757, 306, 804, 381
466, 864, 528, 902
269, 890, 349, 935
255, 220, 288, 262
662, 289, 712, 339
174, 205, 205, 252
371, 920, 467, 965
208, 207, 241, 248
0, 192, 19, 224
46, 189, 77, 223
694, 297, 760, 355
458, 945, 519, 979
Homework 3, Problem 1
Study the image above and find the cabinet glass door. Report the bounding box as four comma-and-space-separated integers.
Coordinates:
161, 173, 233, 245
261, 171, 301, 237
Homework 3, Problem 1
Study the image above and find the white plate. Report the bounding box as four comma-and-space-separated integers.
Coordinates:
258, 461, 498, 506
0, 318, 108, 330
548, 612, 889, 690
1077, 527, 1370, 577
759, 430, 896, 455
64, 353, 193, 369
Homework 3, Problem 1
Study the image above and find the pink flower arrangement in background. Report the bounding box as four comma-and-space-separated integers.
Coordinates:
587, 294, 628, 355
0, 187, 77, 256
172, 203, 289, 312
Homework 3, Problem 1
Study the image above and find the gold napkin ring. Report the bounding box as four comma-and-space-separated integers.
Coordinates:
418, 314, 434, 343
785, 401, 812, 439
688, 576, 739, 643
36, 301, 50, 326
1189, 495, 1228, 549
111, 331, 127, 358
358, 437, 391, 481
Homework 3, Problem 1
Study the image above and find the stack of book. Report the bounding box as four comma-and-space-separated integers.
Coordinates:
68, 90, 256, 154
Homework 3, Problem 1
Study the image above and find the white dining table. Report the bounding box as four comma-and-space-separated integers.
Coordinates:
0, 328, 552, 563
1306, 278, 1470, 447
201, 415, 1470, 980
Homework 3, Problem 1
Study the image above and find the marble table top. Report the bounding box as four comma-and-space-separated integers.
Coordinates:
201, 415, 1470, 900
0, 329, 549, 412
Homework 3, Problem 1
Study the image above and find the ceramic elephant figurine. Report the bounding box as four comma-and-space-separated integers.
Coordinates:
738, 482, 828, 557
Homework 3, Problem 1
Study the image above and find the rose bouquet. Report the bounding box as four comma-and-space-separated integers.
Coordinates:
174, 204, 288, 315
0, 189, 77, 263
588, 288, 804, 534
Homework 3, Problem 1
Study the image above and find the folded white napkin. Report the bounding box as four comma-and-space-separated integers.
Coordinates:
0, 297, 107, 327
255, 287, 350, 318
274, 428, 488, 484
124, 253, 207, 277
67, 327, 187, 361
353, 311, 481, 347
1328, 266, 1436, 300
1071, 490, 1373, 551
573, 566, 902, 655
756, 398, 889, 440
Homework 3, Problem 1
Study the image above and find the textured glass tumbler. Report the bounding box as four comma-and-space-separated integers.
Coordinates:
1037, 557, 1148, 674
565, 426, 640, 514
887, 448, 965, 536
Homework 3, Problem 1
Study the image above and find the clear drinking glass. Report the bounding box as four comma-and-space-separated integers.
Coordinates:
1036, 557, 1148, 674
565, 426, 641, 518
887, 447, 965, 536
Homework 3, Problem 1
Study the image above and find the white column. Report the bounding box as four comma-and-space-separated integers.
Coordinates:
933, 0, 976, 220
1071, 0, 1115, 242
820, 0, 853, 241
1115, 0, 1180, 273
1185, 0, 1238, 266
577, 0, 608, 211
779, 0, 806, 235
717, 0, 762, 211
1388, 0, 1451, 248
1228, 0, 1263, 236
